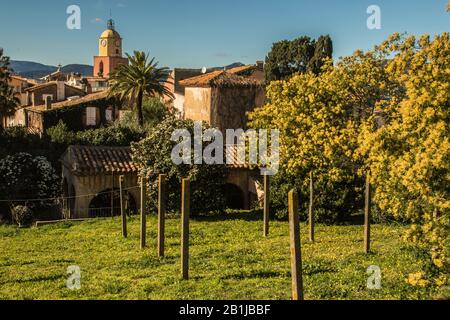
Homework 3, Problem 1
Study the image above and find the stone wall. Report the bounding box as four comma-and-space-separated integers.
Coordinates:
32, 85, 57, 106
62, 166, 140, 219
184, 87, 212, 123
210, 86, 265, 132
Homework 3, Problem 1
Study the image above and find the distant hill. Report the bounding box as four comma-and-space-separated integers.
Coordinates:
10, 61, 93, 79
224, 62, 245, 69
10, 60, 244, 79
61, 64, 93, 76
209, 62, 245, 72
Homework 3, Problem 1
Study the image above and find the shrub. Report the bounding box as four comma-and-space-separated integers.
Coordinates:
46, 121, 76, 144
0, 153, 59, 221
132, 115, 227, 215
11, 205, 33, 227
47, 120, 146, 147
269, 168, 363, 223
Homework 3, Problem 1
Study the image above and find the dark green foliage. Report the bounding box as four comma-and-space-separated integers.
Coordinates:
132, 115, 227, 216
308, 35, 334, 74
264, 35, 333, 82
0, 153, 59, 221
47, 120, 146, 147
0, 126, 63, 170
0, 120, 146, 178
119, 97, 169, 129
269, 168, 363, 223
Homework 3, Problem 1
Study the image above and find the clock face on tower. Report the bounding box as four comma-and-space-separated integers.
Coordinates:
101, 39, 107, 47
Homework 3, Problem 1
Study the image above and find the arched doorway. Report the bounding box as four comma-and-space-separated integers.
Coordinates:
222, 183, 245, 210
88, 189, 137, 218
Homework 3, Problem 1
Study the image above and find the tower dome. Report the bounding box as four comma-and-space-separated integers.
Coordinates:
98, 19, 123, 57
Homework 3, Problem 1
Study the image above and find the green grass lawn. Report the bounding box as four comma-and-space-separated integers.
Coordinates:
0, 213, 435, 300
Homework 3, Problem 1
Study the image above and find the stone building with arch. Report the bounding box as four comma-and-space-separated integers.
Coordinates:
61, 145, 140, 219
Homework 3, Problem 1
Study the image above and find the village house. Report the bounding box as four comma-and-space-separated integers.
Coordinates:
24, 90, 124, 134
24, 81, 86, 107
1, 75, 36, 127
164, 68, 212, 116
3, 79, 86, 128
66, 74, 109, 93
179, 70, 265, 132
9, 75, 36, 105
166, 62, 265, 118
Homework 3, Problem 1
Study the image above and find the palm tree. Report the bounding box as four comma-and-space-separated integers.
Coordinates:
108, 51, 174, 127
0, 49, 19, 128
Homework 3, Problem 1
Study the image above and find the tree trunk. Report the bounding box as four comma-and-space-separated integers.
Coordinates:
136, 90, 144, 127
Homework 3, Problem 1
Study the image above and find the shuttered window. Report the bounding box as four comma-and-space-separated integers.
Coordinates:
86, 107, 97, 126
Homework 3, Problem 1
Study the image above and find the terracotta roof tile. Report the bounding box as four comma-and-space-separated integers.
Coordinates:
26, 90, 109, 113
62, 145, 138, 176
179, 70, 261, 88
24, 81, 57, 92
25, 81, 85, 95
227, 65, 257, 74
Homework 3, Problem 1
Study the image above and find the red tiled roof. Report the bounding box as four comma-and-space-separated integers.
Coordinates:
61, 145, 138, 176
26, 90, 109, 113
179, 70, 260, 88
227, 65, 257, 74
25, 81, 85, 94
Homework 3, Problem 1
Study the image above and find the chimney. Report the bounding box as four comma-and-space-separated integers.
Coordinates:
45, 95, 52, 110
56, 81, 65, 101
256, 61, 264, 71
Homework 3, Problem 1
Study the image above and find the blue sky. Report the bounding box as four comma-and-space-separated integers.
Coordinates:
0, 0, 448, 68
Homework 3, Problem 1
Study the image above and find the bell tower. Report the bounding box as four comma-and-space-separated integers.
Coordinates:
93, 19, 128, 78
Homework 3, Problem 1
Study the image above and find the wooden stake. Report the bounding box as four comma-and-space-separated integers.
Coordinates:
111, 172, 115, 217
364, 174, 371, 254
263, 174, 270, 237
309, 171, 315, 242
140, 176, 147, 249
288, 189, 304, 300
181, 178, 190, 280
158, 174, 166, 258
119, 175, 127, 238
